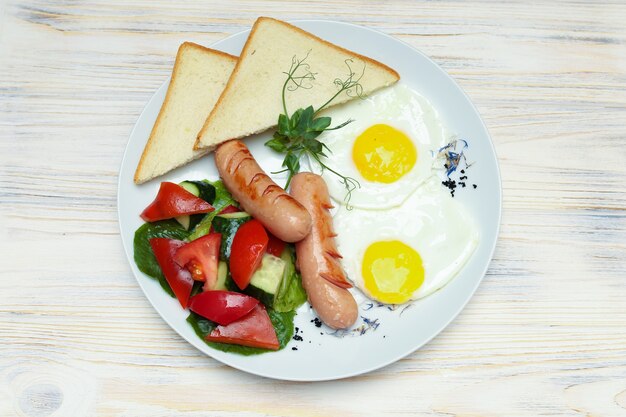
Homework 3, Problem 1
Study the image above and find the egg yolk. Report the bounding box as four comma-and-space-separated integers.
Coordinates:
352, 124, 417, 183
362, 240, 424, 304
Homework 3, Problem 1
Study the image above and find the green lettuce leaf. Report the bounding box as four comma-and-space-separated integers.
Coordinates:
273, 246, 307, 312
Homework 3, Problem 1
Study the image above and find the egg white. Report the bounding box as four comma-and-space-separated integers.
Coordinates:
310, 83, 449, 209
333, 179, 480, 302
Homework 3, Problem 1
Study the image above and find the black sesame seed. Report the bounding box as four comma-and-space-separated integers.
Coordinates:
442, 179, 458, 197
292, 347, 298, 351
473, 184, 477, 189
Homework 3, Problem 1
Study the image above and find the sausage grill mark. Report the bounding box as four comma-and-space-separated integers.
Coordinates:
247, 172, 266, 188
273, 192, 297, 205
320, 272, 351, 288
232, 156, 254, 174
225, 147, 250, 173
326, 249, 343, 259
262, 184, 281, 197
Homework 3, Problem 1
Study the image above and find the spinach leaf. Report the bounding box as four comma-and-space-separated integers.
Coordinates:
188, 180, 236, 241
273, 246, 307, 313
187, 309, 295, 355
133, 220, 190, 297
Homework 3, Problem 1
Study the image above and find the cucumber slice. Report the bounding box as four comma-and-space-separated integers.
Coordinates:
216, 211, 249, 219
175, 215, 191, 229
179, 181, 200, 197
250, 254, 285, 294
212, 214, 252, 260
179, 180, 216, 203
214, 261, 228, 291
245, 254, 286, 307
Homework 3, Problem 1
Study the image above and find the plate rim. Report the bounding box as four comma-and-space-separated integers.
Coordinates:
117, 18, 502, 381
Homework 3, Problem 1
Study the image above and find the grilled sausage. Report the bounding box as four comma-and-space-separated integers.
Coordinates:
214, 140, 312, 242
290, 172, 357, 329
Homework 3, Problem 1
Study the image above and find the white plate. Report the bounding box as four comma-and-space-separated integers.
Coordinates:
118, 20, 502, 381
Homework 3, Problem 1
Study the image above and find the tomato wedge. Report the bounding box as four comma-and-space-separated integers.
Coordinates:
141, 182, 214, 222
266, 233, 286, 257
189, 291, 259, 325
219, 205, 240, 215
149, 238, 194, 309
173, 233, 221, 287
206, 304, 279, 350
229, 219, 268, 290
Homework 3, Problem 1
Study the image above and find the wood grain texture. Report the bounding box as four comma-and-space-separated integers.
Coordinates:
1, 1, 625, 416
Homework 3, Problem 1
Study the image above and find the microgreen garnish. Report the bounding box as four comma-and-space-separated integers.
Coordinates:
265, 51, 364, 204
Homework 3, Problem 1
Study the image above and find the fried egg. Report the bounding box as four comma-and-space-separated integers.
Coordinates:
333, 180, 479, 304
310, 83, 448, 209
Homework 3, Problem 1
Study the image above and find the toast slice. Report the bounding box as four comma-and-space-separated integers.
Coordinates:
194, 17, 399, 151
134, 42, 237, 184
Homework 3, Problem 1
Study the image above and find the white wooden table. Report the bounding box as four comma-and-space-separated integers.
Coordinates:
1, 1, 625, 416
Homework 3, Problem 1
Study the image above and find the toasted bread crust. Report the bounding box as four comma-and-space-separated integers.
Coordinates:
194, 17, 400, 150
134, 42, 237, 184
